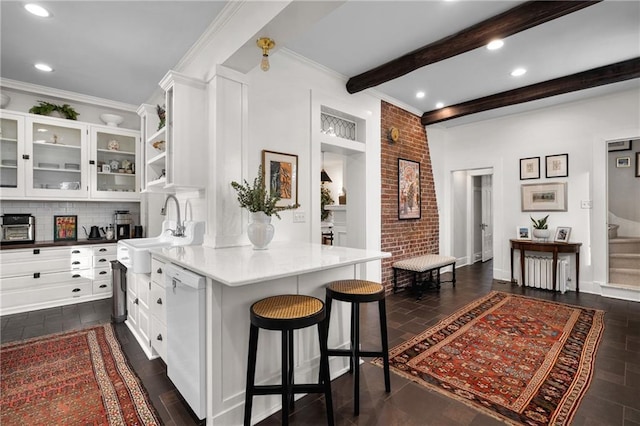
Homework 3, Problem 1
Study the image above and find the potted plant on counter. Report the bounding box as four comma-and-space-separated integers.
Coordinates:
531, 215, 550, 240
231, 165, 298, 249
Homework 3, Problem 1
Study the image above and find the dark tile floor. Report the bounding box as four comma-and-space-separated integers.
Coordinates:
2, 261, 639, 425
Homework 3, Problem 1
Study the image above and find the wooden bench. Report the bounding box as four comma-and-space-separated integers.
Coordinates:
392, 254, 456, 299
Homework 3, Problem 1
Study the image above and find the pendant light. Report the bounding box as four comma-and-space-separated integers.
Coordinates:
321, 151, 332, 183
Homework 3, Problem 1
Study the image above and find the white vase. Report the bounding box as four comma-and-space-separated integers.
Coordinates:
532, 229, 551, 240
247, 211, 275, 250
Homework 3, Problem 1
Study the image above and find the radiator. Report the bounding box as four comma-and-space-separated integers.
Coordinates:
523, 256, 568, 293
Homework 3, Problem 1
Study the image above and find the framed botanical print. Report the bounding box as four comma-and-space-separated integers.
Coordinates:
520, 157, 540, 180
262, 150, 298, 208
545, 153, 568, 178
398, 158, 421, 220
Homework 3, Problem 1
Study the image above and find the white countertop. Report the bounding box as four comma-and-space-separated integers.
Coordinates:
150, 241, 390, 286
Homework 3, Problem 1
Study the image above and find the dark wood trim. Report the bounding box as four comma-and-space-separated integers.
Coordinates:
346, 1, 601, 94
421, 58, 640, 126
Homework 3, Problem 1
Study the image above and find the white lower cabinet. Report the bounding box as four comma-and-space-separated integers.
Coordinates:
0, 242, 116, 315
125, 269, 156, 359
149, 257, 167, 361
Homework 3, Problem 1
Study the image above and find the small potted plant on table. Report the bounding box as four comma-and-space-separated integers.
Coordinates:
531, 215, 550, 241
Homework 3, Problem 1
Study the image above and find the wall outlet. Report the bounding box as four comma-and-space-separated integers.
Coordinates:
293, 211, 306, 223
581, 200, 592, 209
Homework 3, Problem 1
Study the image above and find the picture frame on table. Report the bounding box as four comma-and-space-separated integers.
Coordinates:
519, 157, 540, 180
262, 150, 298, 208
616, 157, 630, 168
517, 226, 531, 240
53, 215, 77, 242
545, 153, 568, 178
608, 140, 631, 152
398, 158, 421, 220
554, 226, 571, 243
521, 182, 567, 212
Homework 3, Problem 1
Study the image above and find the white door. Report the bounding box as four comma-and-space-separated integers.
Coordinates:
481, 175, 493, 262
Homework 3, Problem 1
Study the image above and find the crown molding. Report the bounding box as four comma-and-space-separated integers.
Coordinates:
0, 78, 138, 112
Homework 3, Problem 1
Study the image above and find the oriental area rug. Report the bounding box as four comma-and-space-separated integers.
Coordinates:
1, 323, 161, 426
375, 291, 605, 425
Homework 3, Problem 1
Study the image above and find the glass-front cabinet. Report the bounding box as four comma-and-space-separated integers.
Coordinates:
25, 116, 89, 198
90, 126, 139, 199
0, 112, 25, 198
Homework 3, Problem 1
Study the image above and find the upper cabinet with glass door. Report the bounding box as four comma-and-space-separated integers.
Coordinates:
26, 116, 89, 198
0, 111, 26, 198
90, 126, 139, 200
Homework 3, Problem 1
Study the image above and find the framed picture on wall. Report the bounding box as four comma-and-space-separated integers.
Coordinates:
608, 140, 631, 152
262, 150, 298, 208
545, 153, 568, 178
519, 157, 540, 180
521, 182, 567, 212
53, 215, 77, 242
398, 158, 421, 220
616, 157, 631, 168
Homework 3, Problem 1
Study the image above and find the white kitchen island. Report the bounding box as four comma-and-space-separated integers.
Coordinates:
151, 241, 390, 425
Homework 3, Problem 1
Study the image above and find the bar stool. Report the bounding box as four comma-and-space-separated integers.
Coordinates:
325, 280, 391, 416
244, 294, 334, 426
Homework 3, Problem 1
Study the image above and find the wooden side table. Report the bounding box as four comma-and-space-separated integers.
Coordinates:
510, 239, 582, 292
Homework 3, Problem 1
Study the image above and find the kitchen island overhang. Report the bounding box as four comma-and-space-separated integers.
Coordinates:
151, 242, 390, 425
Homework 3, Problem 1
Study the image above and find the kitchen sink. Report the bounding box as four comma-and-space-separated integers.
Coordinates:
117, 220, 205, 273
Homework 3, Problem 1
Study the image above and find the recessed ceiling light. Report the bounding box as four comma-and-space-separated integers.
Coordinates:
435, 102, 444, 109
416, 91, 426, 99
511, 68, 527, 77
34, 63, 53, 72
487, 40, 504, 50
24, 4, 50, 17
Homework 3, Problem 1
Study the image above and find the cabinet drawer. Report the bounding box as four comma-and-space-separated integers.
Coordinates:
151, 257, 166, 286
0, 256, 91, 278
93, 280, 112, 295
0, 270, 91, 291
1, 281, 92, 310
151, 318, 167, 361
93, 254, 116, 268
92, 245, 116, 256
0, 246, 91, 264
92, 266, 111, 281
149, 282, 166, 323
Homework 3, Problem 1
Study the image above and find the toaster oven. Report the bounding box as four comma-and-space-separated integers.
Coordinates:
1, 214, 35, 244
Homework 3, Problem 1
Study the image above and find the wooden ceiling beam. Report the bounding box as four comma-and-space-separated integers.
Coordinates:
346, 1, 601, 94
420, 58, 640, 126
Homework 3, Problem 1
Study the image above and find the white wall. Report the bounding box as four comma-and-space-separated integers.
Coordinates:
608, 138, 640, 232
429, 88, 640, 296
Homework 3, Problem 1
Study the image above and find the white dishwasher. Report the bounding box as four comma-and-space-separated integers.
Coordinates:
164, 263, 206, 420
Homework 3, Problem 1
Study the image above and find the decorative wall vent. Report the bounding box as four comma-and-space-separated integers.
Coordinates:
321, 112, 356, 141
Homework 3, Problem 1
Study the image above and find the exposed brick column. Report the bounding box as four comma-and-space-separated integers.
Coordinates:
380, 101, 439, 293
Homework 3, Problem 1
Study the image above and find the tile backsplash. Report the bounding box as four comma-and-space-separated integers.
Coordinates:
1, 201, 140, 242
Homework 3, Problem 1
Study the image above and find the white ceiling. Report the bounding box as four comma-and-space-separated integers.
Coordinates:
2, 1, 639, 126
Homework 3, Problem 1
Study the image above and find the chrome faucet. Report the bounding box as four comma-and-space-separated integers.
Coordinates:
161, 194, 185, 237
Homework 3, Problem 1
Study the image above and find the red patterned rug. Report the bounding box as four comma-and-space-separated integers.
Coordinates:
375, 291, 605, 425
1, 323, 161, 425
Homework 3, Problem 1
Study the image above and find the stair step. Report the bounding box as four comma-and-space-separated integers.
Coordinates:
609, 268, 640, 286
609, 254, 640, 269
609, 238, 640, 254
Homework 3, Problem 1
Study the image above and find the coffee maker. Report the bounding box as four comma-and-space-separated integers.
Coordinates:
114, 210, 132, 240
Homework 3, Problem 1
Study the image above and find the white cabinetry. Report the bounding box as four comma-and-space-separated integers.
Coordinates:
0, 110, 140, 201
137, 71, 207, 192
0, 242, 116, 315
149, 256, 167, 361
125, 268, 156, 359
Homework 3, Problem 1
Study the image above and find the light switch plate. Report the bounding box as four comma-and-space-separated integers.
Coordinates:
581, 200, 592, 209
293, 211, 306, 223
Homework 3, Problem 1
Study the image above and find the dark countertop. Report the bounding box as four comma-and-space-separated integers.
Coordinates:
0, 239, 118, 250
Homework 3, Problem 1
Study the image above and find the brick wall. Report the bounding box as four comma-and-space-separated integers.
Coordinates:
381, 101, 439, 293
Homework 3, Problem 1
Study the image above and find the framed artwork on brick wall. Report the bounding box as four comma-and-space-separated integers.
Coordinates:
398, 158, 421, 220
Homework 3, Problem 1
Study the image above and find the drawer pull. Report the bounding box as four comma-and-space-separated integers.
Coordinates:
99, 258, 107, 262
156, 334, 163, 341
33, 272, 40, 279
133, 298, 139, 305
72, 274, 81, 278
99, 271, 108, 275
72, 250, 80, 254
72, 288, 81, 293
99, 248, 107, 252
72, 261, 81, 265
157, 267, 162, 274
99, 284, 107, 289
156, 298, 163, 305
33, 249, 40, 255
